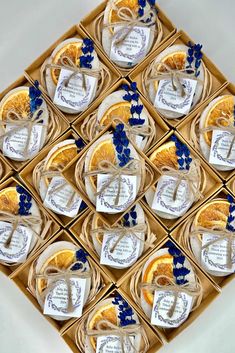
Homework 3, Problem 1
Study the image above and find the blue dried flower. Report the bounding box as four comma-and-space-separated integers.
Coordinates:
76, 249, 88, 263
130, 82, 137, 91
75, 138, 85, 150
29, 81, 43, 114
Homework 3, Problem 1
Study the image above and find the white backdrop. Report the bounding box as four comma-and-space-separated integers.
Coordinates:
0, 0, 235, 352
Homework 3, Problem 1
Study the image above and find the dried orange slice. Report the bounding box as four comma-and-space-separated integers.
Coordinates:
108, 0, 139, 33
51, 42, 82, 85
0, 89, 30, 120
0, 187, 19, 214
194, 200, 229, 229
149, 141, 178, 169
202, 95, 234, 145
100, 102, 131, 126
142, 254, 173, 305
37, 249, 75, 294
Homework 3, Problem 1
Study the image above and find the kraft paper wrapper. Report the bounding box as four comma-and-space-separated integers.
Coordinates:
69, 201, 167, 284
62, 126, 159, 227
0, 176, 60, 277
62, 288, 164, 353
172, 187, 235, 291
178, 82, 235, 182
80, 0, 176, 77
10, 229, 112, 334
25, 25, 121, 124
72, 77, 169, 153
19, 129, 87, 228
129, 30, 228, 128
142, 130, 222, 231
118, 237, 220, 343
0, 76, 69, 172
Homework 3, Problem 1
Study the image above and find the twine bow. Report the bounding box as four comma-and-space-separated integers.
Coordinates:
160, 159, 202, 202
104, 6, 155, 46
86, 319, 142, 353
141, 275, 202, 318
0, 109, 47, 159
0, 211, 43, 248
84, 159, 141, 206
190, 226, 235, 269
200, 116, 235, 159
112, 117, 153, 145
35, 262, 91, 312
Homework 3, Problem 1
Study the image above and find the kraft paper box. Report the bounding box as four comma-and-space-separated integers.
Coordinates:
178, 82, 235, 182
141, 130, 222, 231
0, 155, 13, 183
62, 287, 164, 353
0, 176, 60, 277
118, 237, 220, 343
171, 187, 235, 291
129, 30, 228, 128
227, 175, 235, 196
10, 229, 113, 334
0, 76, 69, 172
25, 25, 121, 124
19, 129, 87, 228
72, 77, 169, 153
69, 201, 167, 284
80, 0, 176, 77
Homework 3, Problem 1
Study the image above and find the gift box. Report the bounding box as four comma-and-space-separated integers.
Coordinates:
0, 76, 69, 172
62, 288, 164, 353
129, 30, 227, 128
118, 237, 220, 342
69, 201, 167, 283
80, 0, 176, 77
0, 177, 60, 277
0, 155, 13, 183
19, 129, 87, 227
141, 130, 222, 231
9, 229, 112, 334
25, 25, 121, 124
171, 187, 235, 291
178, 82, 235, 182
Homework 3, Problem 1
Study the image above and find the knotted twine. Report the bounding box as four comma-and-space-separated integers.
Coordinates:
35, 262, 91, 313
140, 274, 203, 318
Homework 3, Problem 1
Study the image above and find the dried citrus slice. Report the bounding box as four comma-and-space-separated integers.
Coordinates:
149, 141, 178, 169
142, 254, 173, 305
108, 0, 139, 33
194, 200, 229, 229
51, 42, 82, 85
37, 249, 75, 294
0, 187, 19, 214
202, 95, 234, 145
100, 102, 131, 126
45, 144, 77, 171
0, 89, 30, 120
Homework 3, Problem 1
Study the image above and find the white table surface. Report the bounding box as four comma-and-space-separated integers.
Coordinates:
0, 0, 235, 352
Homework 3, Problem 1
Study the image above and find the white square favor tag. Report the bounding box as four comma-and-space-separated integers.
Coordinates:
151, 290, 193, 328
154, 78, 197, 115
96, 174, 137, 213
43, 277, 87, 318
53, 68, 97, 111
110, 26, 150, 65
96, 335, 135, 353
201, 233, 235, 273
100, 231, 141, 268
209, 130, 235, 167
0, 221, 33, 263
151, 175, 192, 217
43, 176, 82, 217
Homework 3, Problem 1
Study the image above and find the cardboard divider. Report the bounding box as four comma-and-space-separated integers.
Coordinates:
0, 176, 60, 276
24, 25, 121, 124
69, 201, 168, 284
118, 236, 220, 342
10, 229, 113, 334
0, 154, 13, 183
226, 175, 235, 196
19, 129, 87, 228
129, 30, 228, 128
61, 287, 164, 353
171, 187, 235, 290
80, 0, 176, 77
177, 82, 235, 182
0, 76, 69, 172
139, 130, 222, 231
